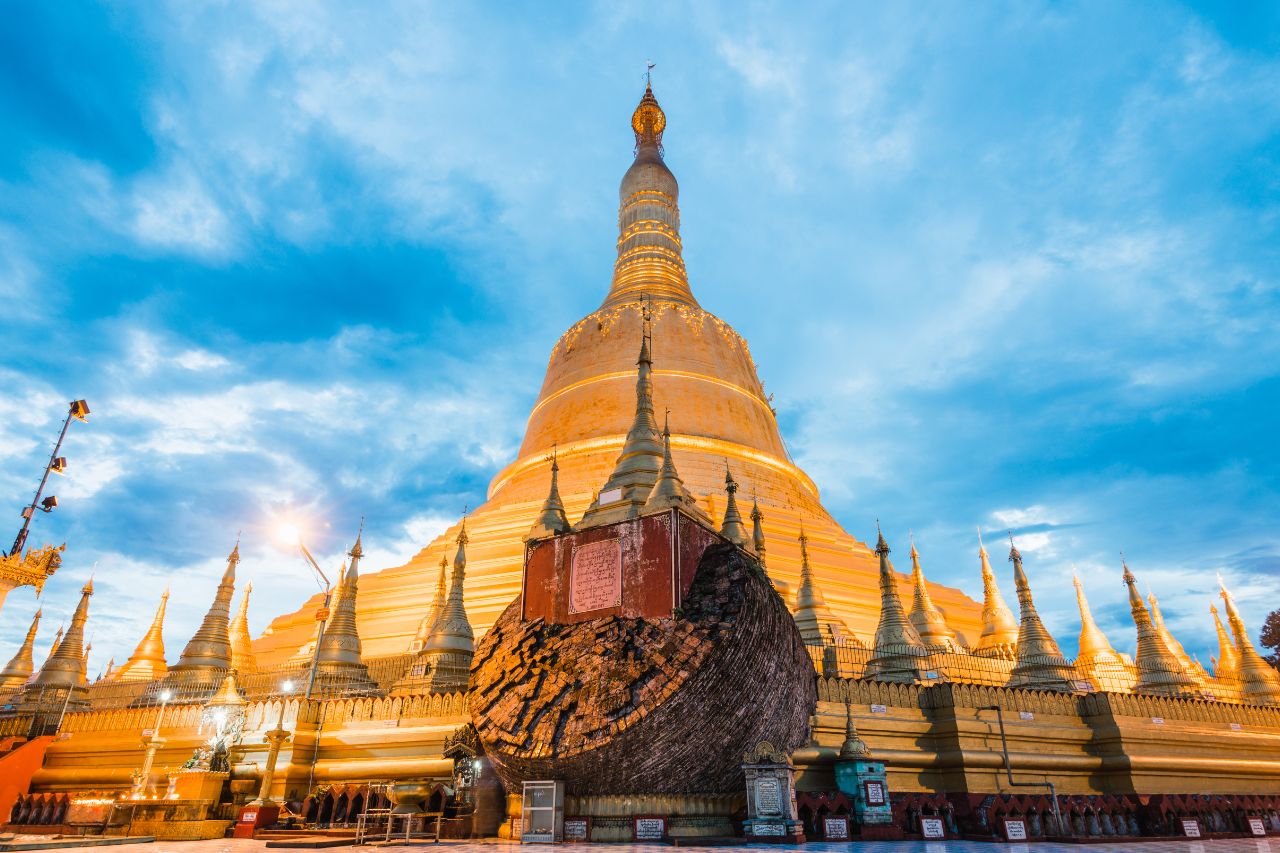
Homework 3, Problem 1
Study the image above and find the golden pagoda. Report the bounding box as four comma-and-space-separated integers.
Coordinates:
229, 584, 256, 671
113, 589, 169, 683
907, 540, 962, 652
1071, 575, 1129, 692
1122, 561, 1200, 698
1147, 590, 1209, 686
1006, 539, 1075, 691
311, 535, 378, 695
972, 532, 1018, 658
1219, 580, 1280, 704
17, 579, 93, 712
865, 529, 928, 683
0, 606, 42, 693
250, 83, 985, 665
1209, 602, 1241, 683
169, 543, 238, 677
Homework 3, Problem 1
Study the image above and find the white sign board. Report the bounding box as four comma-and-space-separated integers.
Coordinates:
1181, 818, 1201, 837
870, 703, 888, 714
1004, 819, 1027, 840
1018, 711, 1034, 721
1249, 817, 1266, 836
921, 817, 945, 838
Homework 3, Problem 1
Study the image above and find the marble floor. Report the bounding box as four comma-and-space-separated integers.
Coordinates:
7, 837, 1280, 853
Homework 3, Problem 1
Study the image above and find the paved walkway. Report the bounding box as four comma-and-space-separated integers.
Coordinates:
6, 839, 1278, 853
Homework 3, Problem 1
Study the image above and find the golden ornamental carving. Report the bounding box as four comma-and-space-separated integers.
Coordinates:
0, 543, 64, 593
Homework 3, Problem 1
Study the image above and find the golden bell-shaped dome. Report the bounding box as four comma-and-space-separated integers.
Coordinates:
631, 84, 666, 143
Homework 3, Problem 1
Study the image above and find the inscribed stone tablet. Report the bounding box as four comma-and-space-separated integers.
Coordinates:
634, 817, 665, 840
570, 539, 622, 613
921, 817, 945, 838
1005, 819, 1027, 840
755, 777, 782, 816
823, 817, 850, 840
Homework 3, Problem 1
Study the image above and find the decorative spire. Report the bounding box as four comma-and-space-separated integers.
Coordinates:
718, 463, 748, 546
412, 555, 450, 652
907, 539, 961, 652
865, 525, 928, 683
973, 529, 1019, 655
578, 325, 665, 526
1210, 602, 1240, 682
43, 625, 63, 670
603, 84, 696, 309
170, 542, 238, 675
1218, 580, 1280, 704
420, 518, 475, 694
528, 449, 571, 540
229, 583, 256, 672
1121, 561, 1199, 698
1073, 576, 1121, 665
0, 607, 42, 691
27, 579, 93, 695
80, 640, 90, 685
644, 413, 707, 521
114, 589, 170, 683
312, 533, 377, 694
1007, 537, 1076, 691
750, 495, 767, 565
838, 700, 872, 760
792, 527, 830, 645
1147, 590, 1208, 685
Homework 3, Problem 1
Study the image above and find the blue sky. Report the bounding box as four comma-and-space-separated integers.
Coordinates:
1, 1, 1278, 674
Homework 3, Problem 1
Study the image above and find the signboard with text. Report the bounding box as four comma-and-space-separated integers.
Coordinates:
921, 817, 945, 838
569, 539, 622, 614
1004, 818, 1027, 840
634, 816, 666, 841
823, 816, 850, 840
1181, 818, 1201, 837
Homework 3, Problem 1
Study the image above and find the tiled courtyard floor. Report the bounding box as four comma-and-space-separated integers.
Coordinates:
6, 838, 1280, 853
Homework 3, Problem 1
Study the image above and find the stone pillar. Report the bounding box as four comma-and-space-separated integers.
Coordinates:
741, 741, 804, 842
250, 728, 291, 806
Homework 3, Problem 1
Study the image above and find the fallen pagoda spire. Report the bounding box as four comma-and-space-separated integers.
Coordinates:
1007, 537, 1075, 691
1219, 580, 1280, 704
1122, 560, 1200, 698
313, 532, 378, 695
973, 530, 1019, 657
907, 539, 961, 652
113, 589, 170, 683
865, 526, 928, 683
578, 322, 664, 527
0, 606, 42, 692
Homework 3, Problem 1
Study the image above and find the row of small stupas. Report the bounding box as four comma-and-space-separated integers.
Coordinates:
3, 329, 1278, 708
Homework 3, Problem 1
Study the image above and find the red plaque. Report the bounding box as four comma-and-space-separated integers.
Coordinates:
570, 539, 622, 614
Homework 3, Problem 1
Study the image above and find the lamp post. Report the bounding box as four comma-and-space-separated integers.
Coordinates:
134, 689, 173, 799
250, 679, 295, 807
11, 400, 89, 557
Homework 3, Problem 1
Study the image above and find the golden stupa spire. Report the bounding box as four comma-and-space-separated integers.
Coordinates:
80, 640, 90, 685
603, 81, 696, 309
865, 525, 928, 683
973, 529, 1019, 656
170, 541, 238, 676
1073, 575, 1120, 664
1219, 580, 1280, 704
313, 530, 378, 694
907, 538, 961, 652
579, 322, 665, 526
27, 579, 93, 695
1147, 590, 1208, 685
420, 517, 475, 693
0, 606, 42, 691
114, 589, 170, 683
718, 463, 748, 546
229, 583, 256, 672
750, 494, 767, 565
1122, 560, 1199, 698
528, 448, 571, 540
838, 700, 872, 760
644, 412, 708, 522
791, 526, 830, 645
43, 624, 63, 670
413, 555, 450, 653
1006, 537, 1076, 691
1210, 602, 1240, 682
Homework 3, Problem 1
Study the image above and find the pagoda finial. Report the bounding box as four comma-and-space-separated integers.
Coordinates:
170, 540, 239, 678
529, 445, 571, 539
792, 523, 834, 645
838, 700, 872, 760
1218, 580, 1280, 703
113, 588, 171, 683
1121, 560, 1199, 697
718, 462, 748, 546
865, 526, 928, 683
579, 326, 665, 526
1007, 538, 1076, 691
1210, 601, 1240, 681
908, 539, 961, 652
974, 528, 1018, 656
419, 515, 476, 694
0, 606, 43, 691
631, 80, 666, 150
312, 531, 378, 696
229, 583, 256, 672
411, 555, 450, 653
750, 492, 767, 564
24, 578, 94, 706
